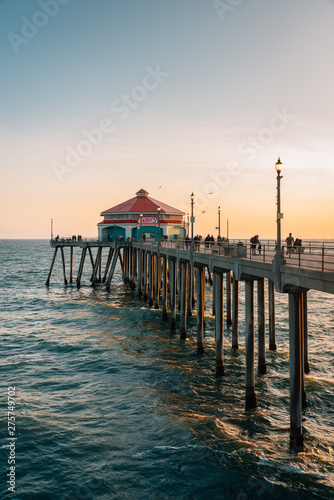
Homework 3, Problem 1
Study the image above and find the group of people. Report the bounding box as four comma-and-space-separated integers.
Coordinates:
249, 233, 303, 257
184, 234, 229, 250
250, 235, 261, 254
54, 235, 82, 242
285, 233, 303, 257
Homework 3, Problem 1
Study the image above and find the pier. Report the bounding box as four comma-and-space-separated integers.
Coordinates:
46, 238, 334, 452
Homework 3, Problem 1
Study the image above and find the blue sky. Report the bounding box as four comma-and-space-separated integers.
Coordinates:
1, 0, 334, 238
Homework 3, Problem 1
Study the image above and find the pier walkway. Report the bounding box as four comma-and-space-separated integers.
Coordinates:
46, 238, 334, 452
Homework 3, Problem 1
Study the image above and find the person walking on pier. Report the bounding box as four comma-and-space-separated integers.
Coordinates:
250, 235, 259, 254
285, 233, 294, 257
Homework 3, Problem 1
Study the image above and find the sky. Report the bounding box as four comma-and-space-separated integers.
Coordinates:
1, 0, 334, 239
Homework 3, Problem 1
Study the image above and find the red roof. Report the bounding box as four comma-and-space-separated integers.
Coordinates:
101, 189, 184, 216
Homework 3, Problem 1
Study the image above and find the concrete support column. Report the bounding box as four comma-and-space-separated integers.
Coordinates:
214, 272, 224, 376
70, 246, 74, 284
92, 247, 102, 287
245, 280, 257, 409
268, 279, 277, 350
98, 249, 102, 283
143, 252, 148, 302
289, 292, 304, 452
154, 255, 161, 309
232, 274, 239, 349
302, 292, 310, 373
187, 263, 193, 316
177, 263, 181, 311
122, 248, 127, 283
148, 253, 154, 307
129, 247, 133, 285
138, 251, 143, 297
131, 248, 136, 290
226, 271, 232, 326
46, 247, 58, 285
169, 258, 177, 331
134, 248, 138, 278
257, 278, 266, 374
300, 292, 307, 409
60, 247, 68, 285
162, 257, 168, 321
180, 262, 187, 339
102, 248, 113, 284
196, 267, 205, 353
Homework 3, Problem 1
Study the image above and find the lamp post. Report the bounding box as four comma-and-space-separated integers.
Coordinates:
157, 207, 161, 246
190, 193, 194, 250
274, 157, 284, 263
114, 218, 116, 240
227, 219, 229, 241
140, 213, 143, 242
51, 218, 53, 240
218, 206, 221, 238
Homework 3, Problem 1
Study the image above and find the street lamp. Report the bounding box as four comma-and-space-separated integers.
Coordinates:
51, 218, 53, 240
274, 156, 284, 263
218, 206, 221, 238
157, 207, 161, 246
114, 217, 116, 240
190, 193, 195, 250
140, 213, 143, 242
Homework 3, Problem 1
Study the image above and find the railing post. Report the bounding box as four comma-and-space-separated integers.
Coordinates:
322, 247, 325, 272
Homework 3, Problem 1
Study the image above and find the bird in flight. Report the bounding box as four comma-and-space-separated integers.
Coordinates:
202, 211, 206, 213
207, 192, 214, 195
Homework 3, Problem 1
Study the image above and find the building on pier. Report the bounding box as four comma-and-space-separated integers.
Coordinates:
98, 189, 185, 241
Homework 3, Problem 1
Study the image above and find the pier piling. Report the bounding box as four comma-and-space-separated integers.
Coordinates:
232, 274, 239, 349
196, 266, 205, 353
268, 279, 277, 350
245, 280, 257, 409
257, 278, 266, 374
226, 271, 232, 326
180, 262, 187, 339
46, 247, 58, 286
289, 291, 304, 452
214, 271, 224, 376
162, 257, 168, 321
169, 258, 177, 331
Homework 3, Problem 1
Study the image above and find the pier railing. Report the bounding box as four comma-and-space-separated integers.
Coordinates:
141, 239, 334, 273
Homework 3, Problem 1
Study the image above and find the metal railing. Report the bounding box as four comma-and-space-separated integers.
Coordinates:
137, 239, 334, 273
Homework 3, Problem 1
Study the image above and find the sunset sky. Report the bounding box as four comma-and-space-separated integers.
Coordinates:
1, 0, 334, 239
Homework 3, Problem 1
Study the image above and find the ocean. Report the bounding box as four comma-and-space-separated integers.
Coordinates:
1, 240, 333, 500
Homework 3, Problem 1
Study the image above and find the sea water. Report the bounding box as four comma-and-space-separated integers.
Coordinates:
0, 240, 333, 500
